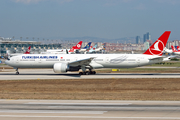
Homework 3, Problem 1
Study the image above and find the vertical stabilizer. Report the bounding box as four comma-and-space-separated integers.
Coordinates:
143, 31, 171, 56
73, 41, 83, 49
171, 45, 177, 52
24, 46, 31, 54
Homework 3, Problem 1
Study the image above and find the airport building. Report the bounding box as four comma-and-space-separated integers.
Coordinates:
0, 37, 61, 57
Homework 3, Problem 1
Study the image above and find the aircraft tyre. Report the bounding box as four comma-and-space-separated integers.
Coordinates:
79, 72, 83, 75
86, 71, 90, 75
92, 71, 96, 74
79, 71, 96, 75
15, 68, 19, 75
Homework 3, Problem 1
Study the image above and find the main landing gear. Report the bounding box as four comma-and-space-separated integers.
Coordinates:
15, 68, 19, 75
79, 66, 96, 75
79, 71, 96, 75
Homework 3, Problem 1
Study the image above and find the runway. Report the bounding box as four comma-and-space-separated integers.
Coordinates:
0, 99, 180, 120
1, 69, 180, 80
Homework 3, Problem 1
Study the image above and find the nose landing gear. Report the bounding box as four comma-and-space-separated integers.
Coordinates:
15, 68, 19, 75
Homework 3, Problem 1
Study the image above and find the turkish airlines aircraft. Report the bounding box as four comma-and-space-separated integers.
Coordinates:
41, 41, 82, 54
68, 41, 83, 53
171, 45, 180, 55
6, 46, 31, 58
5, 31, 171, 75
41, 49, 68, 54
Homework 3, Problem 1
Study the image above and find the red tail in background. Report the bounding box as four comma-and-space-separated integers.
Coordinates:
171, 45, 177, 52
69, 47, 74, 52
68, 41, 83, 52
143, 31, 171, 56
73, 41, 82, 49
24, 46, 31, 54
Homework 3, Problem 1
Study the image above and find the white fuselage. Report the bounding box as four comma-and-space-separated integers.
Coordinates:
95, 47, 103, 52
163, 49, 173, 54
78, 49, 87, 52
5, 54, 164, 69
173, 52, 180, 55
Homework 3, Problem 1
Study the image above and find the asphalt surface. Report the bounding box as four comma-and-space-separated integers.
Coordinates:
0, 100, 180, 120
1, 69, 180, 80
1, 68, 180, 120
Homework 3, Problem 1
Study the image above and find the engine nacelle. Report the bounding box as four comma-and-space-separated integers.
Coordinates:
53, 63, 69, 73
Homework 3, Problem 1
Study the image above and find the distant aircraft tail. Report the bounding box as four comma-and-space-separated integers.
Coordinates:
68, 41, 83, 52
24, 46, 31, 54
69, 47, 74, 52
175, 46, 180, 51
73, 41, 82, 49
143, 31, 171, 56
171, 45, 177, 52
83, 42, 92, 49
91, 44, 97, 50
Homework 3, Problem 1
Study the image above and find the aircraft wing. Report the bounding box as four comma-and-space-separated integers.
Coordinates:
68, 57, 95, 67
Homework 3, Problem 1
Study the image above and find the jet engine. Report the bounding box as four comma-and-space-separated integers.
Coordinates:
53, 63, 69, 73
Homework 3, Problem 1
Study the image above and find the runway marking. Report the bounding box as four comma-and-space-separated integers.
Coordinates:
1, 115, 180, 119
0, 110, 107, 114
26, 103, 132, 105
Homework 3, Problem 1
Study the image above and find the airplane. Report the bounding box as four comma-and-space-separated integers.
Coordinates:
41, 41, 83, 54
171, 45, 180, 55
5, 31, 172, 75
41, 49, 68, 54
175, 46, 180, 51
68, 41, 83, 53
94, 45, 105, 52
87, 43, 98, 53
6, 46, 31, 58
78, 42, 92, 52
163, 47, 172, 54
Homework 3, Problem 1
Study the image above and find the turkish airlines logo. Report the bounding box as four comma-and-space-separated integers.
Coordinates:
149, 40, 164, 55
27, 49, 30, 52
77, 44, 81, 48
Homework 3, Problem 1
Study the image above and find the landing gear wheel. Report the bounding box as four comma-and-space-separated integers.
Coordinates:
15, 68, 19, 75
92, 71, 96, 74
86, 71, 90, 75
79, 72, 83, 75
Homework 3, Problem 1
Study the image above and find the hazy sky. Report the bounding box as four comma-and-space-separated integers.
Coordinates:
0, 0, 180, 41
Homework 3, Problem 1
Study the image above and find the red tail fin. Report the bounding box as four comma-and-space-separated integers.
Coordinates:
24, 46, 31, 54
171, 45, 177, 52
69, 47, 74, 52
143, 31, 171, 56
73, 41, 82, 49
